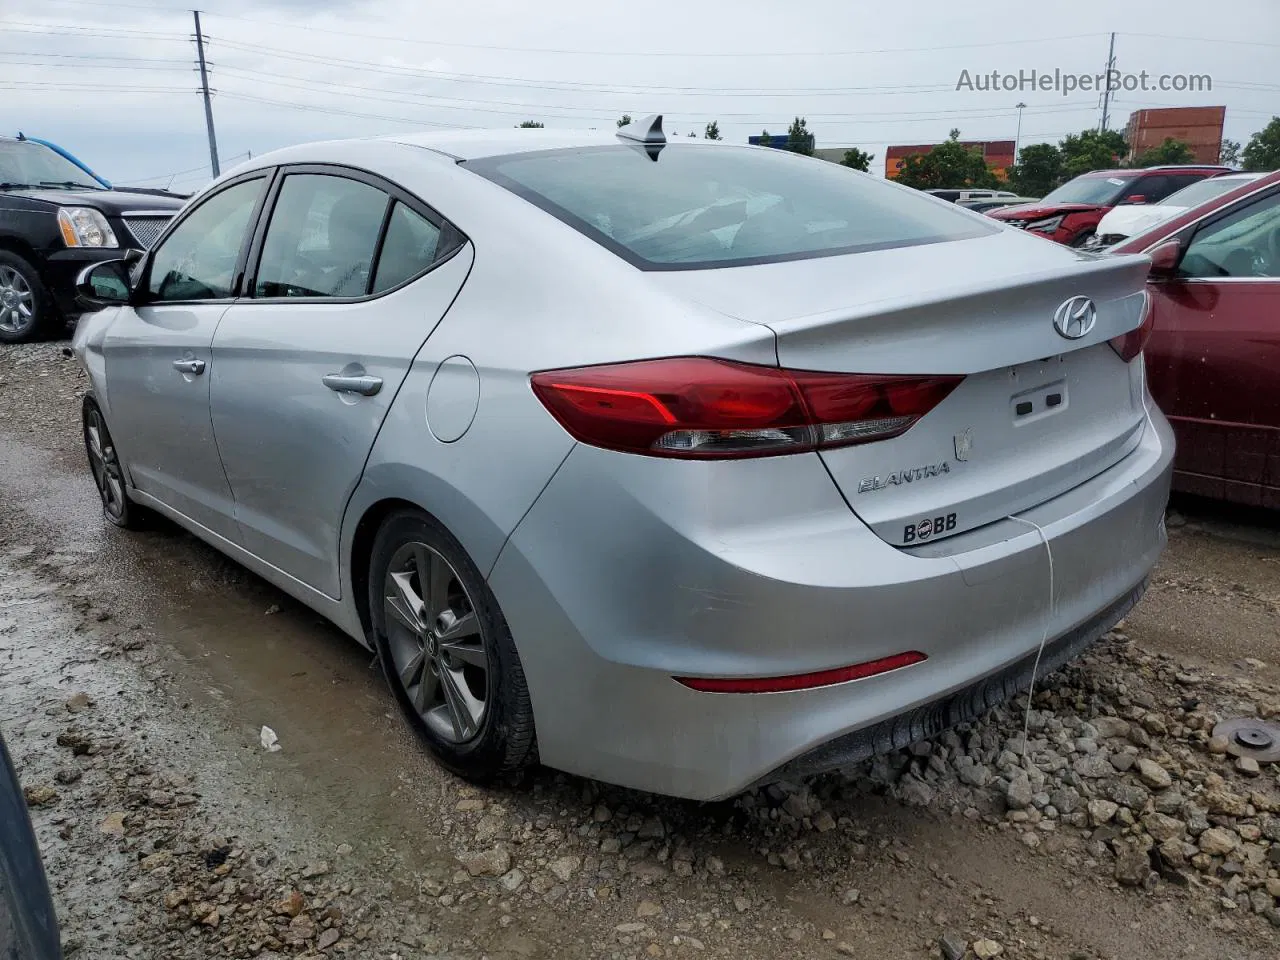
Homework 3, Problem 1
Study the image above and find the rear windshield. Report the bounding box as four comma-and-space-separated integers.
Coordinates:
466, 144, 995, 270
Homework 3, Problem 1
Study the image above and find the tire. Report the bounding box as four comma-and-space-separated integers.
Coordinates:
82, 396, 147, 529
369, 509, 537, 782
0, 250, 56, 344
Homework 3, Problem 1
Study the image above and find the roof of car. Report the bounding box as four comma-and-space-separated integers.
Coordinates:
387, 128, 725, 161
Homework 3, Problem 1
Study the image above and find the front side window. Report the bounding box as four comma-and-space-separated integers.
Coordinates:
147, 177, 264, 302
372, 202, 442, 294
468, 144, 993, 270
255, 174, 389, 298
1180, 192, 1280, 279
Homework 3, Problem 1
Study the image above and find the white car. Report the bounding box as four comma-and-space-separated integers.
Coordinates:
1087, 172, 1267, 250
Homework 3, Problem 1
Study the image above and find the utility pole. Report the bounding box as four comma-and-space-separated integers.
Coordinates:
193, 10, 220, 178
1099, 31, 1116, 132
1014, 102, 1026, 166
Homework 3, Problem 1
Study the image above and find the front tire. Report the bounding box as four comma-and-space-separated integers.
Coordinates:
82, 396, 146, 529
0, 251, 56, 344
369, 509, 537, 783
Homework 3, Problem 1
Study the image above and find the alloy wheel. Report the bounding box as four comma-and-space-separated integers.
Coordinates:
0, 266, 35, 335
84, 406, 127, 522
383, 542, 489, 744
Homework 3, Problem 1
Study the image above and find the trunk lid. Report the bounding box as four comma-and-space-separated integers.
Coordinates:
651, 230, 1153, 545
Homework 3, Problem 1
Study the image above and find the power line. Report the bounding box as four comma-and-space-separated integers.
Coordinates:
1123, 32, 1280, 49
0, 21, 187, 40
215, 91, 472, 129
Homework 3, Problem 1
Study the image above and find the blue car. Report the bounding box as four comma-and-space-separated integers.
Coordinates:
0, 730, 62, 960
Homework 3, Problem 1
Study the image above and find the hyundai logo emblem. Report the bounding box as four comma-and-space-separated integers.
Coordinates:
1053, 296, 1097, 340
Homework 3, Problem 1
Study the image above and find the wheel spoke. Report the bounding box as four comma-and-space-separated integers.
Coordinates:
385, 571, 426, 634
440, 638, 486, 669
439, 665, 481, 740
413, 660, 440, 713
398, 648, 426, 688
421, 548, 454, 623
436, 610, 478, 643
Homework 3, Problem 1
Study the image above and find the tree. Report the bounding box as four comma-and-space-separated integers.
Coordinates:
516, 120, 544, 128
758, 129, 772, 147
1007, 143, 1062, 196
704, 120, 722, 141
1058, 128, 1127, 177
1218, 138, 1242, 167
786, 116, 814, 156
1133, 137, 1194, 167
894, 129, 1000, 190
688, 132, 696, 137
838, 147, 874, 172
1242, 117, 1280, 171
616, 114, 632, 129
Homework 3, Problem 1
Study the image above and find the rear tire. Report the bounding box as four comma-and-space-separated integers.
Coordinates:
82, 396, 147, 529
0, 251, 56, 344
369, 509, 537, 783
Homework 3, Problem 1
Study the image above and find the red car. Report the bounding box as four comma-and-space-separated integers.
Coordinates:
990, 165, 1232, 247
1111, 170, 1280, 507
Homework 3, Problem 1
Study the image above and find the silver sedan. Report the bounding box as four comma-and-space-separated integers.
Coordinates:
72, 118, 1173, 800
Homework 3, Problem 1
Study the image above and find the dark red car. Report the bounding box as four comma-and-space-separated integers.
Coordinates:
1111, 170, 1280, 507
990, 165, 1232, 247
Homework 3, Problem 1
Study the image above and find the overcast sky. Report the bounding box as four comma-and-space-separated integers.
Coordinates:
2, 0, 1276, 191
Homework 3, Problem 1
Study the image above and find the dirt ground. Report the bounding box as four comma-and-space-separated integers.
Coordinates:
1, 340, 1278, 960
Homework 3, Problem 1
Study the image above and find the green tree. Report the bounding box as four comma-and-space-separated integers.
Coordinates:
838, 147, 874, 172
786, 116, 814, 156
1008, 143, 1062, 196
704, 120, 722, 141
687, 132, 696, 137
1218, 138, 1242, 167
516, 120, 544, 128
1242, 117, 1280, 171
1133, 137, 1195, 166
616, 114, 632, 128
1058, 128, 1127, 177
758, 129, 772, 147
894, 129, 1000, 190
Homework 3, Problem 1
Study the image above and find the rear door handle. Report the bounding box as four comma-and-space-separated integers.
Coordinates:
322, 373, 383, 397
172, 358, 206, 375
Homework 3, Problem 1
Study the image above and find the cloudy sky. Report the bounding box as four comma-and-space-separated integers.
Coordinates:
2, 0, 1276, 191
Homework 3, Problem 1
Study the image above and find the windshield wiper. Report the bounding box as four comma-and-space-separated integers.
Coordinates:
0, 182, 37, 190
37, 180, 102, 190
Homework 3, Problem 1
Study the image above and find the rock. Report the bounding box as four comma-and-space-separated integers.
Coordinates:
956, 759, 991, 788
163, 887, 189, 910
1136, 758, 1172, 790
637, 817, 665, 840
939, 932, 967, 960
1114, 843, 1153, 887
733, 896, 749, 913
1153, 791, 1184, 815
549, 855, 581, 882
973, 938, 1004, 958
275, 890, 305, 918
302, 861, 330, 879
841, 888, 860, 905
199, 906, 220, 928
1109, 782, 1151, 811
1204, 787, 1248, 817
460, 846, 512, 878
1089, 800, 1119, 826
1261, 817, 1280, 842
1157, 837, 1187, 866
455, 797, 486, 813
64, 692, 93, 713
1073, 753, 1114, 778
615, 922, 650, 935
52, 768, 81, 786
336, 843, 353, 856
600, 838, 621, 855
814, 810, 837, 833
782, 792, 816, 819
592, 804, 612, 823
898, 776, 934, 807
500, 868, 525, 892
1199, 827, 1239, 857
1266, 879, 1280, 898
1006, 775, 1034, 811
285, 914, 316, 945
636, 900, 663, 917
1235, 757, 1260, 777
705, 855, 725, 876
1050, 787, 1081, 815
836, 944, 859, 957
1110, 753, 1136, 773
98, 812, 126, 837
1092, 717, 1131, 739
23, 785, 58, 807
1143, 813, 1186, 842
1207, 736, 1230, 755
317, 929, 340, 951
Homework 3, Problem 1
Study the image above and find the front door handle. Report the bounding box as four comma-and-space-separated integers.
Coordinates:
173, 358, 206, 375
322, 373, 383, 397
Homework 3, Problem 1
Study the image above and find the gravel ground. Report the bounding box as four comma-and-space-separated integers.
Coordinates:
2, 339, 1279, 960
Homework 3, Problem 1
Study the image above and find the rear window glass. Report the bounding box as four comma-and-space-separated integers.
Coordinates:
466, 144, 995, 270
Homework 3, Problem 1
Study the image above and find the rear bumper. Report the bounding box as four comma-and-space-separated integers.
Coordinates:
490, 408, 1173, 800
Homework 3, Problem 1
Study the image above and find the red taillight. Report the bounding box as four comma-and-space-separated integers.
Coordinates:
530, 358, 961, 459
1109, 291, 1155, 362
675, 651, 927, 694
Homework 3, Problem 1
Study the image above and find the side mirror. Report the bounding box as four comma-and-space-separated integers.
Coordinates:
1122, 194, 1147, 205
1147, 239, 1182, 278
75, 259, 133, 310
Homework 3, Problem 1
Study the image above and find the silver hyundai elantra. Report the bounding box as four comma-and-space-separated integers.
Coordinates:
72, 117, 1172, 800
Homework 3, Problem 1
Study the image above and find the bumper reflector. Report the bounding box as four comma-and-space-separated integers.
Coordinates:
675, 651, 927, 694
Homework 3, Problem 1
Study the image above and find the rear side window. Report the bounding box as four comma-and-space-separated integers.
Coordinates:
255, 174, 389, 298
373, 202, 442, 294
467, 145, 994, 270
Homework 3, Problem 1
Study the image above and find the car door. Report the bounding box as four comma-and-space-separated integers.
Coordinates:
104, 172, 271, 540
209, 166, 472, 597
1144, 187, 1280, 503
